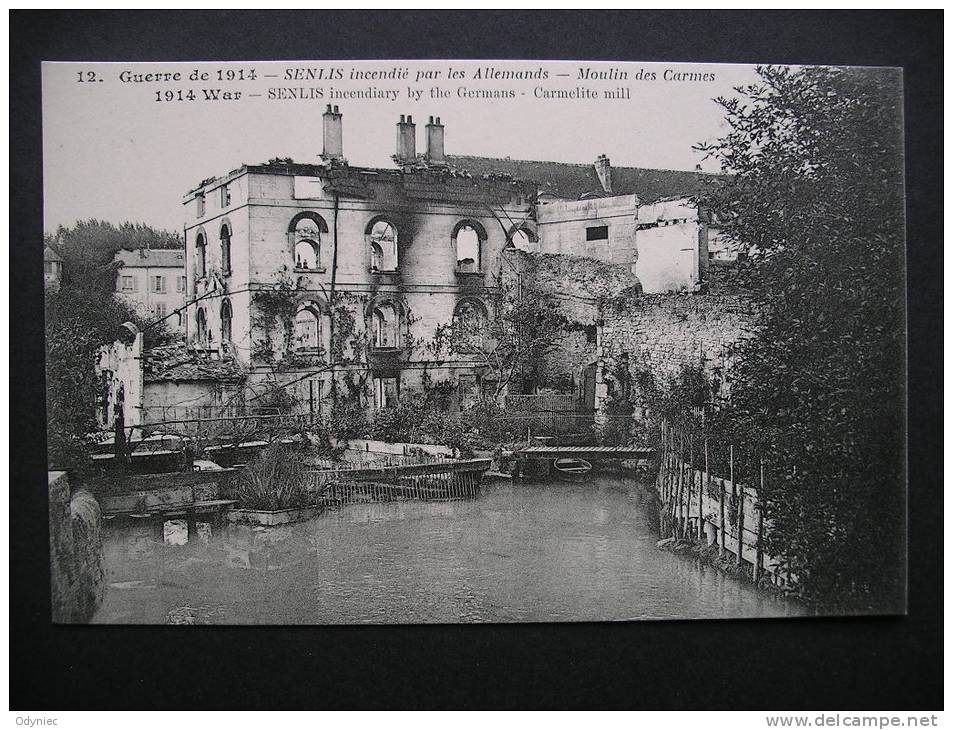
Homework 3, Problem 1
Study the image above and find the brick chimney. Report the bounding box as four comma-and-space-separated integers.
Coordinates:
425, 116, 446, 166
594, 154, 612, 194
322, 104, 343, 161
396, 114, 416, 164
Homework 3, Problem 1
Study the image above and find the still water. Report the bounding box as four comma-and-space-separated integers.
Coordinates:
94, 476, 801, 624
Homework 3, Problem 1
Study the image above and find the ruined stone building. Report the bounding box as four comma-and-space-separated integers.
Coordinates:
96, 322, 244, 431
113, 248, 187, 333
100, 106, 742, 426
179, 107, 536, 417
447, 154, 724, 293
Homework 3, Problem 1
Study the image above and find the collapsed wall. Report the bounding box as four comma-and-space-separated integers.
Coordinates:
501, 249, 758, 412
501, 248, 640, 393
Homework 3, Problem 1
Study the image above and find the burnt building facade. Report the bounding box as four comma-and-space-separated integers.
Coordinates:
182, 108, 536, 415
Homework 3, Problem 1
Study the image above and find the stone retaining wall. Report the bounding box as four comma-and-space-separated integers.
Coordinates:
49, 472, 105, 623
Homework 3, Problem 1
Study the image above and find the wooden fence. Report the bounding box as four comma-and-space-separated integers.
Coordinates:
306, 457, 490, 504
657, 421, 795, 589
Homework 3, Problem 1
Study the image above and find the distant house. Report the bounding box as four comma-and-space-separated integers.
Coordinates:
113, 248, 187, 333
44, 244, 64, 291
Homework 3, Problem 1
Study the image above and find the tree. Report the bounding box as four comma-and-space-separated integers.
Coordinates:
431, 281, 571, 398
48, 219, 183, 297
696, 66, 905, 610
45, 220, 181, 470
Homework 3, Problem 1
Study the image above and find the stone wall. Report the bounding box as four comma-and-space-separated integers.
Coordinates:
49, 472, 105, 623
501, 248, 640, 393
596, 292, 760, 412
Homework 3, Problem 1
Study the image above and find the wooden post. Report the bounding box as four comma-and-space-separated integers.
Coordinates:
755, 459, 765, 583
658, 421, 666, 534
675, 433, 685, 539
309, 380, 316, 425
664, 425, 672, 535
701, 436, 709, 544
732, 445, 743, 570
718, 442, 726, 556
687, 434, 695, 542
682, 436, 695, 539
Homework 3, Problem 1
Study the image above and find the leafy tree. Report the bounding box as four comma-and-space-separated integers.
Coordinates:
45, 220, 180, 470
431, 283, 571, 398
696, 66, 905, 610
47, 219, 183, 297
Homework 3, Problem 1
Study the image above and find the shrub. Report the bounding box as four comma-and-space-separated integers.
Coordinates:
223, 442, 318, 510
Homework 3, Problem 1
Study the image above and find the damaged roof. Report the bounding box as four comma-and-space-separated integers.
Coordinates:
143, 342, 244, 383
446, 155, 720, 203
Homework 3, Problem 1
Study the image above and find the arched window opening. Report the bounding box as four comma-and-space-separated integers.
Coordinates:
294, 240, 318, 270
291, 216, 322, 270
220, 300, 233, 343
453, 220, 487, 273
294, 308, 322, 351
369, 220, 398, 271
453, 299, 488, 350
456, 225, 481, 272
372, 303, 398, 349
220, 224, 232, 274
196, 232, 207, 278
196, 308, 208, 346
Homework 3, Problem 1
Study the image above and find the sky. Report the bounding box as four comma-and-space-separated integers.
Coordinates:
42, 60, 760, 234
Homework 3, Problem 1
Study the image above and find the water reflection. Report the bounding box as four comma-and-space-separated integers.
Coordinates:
94, 475, 803, 624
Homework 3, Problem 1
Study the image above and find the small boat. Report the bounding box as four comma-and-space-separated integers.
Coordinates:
553, 458, 592, 482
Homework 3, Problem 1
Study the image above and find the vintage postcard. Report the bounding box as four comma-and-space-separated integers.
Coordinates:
42, 59, 906, 624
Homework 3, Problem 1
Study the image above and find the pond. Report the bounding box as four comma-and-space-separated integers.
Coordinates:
93, 474, 801, 624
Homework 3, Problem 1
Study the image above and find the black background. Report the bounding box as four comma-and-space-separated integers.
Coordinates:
10, 10, 943, 710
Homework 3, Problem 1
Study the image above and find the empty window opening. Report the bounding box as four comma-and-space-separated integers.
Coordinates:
221, 300, 233, 343
220, 224, 232, 273
372, 304, 398, 349
373, 377, 399, 410
292, 217, 322, 270
456, 225, 481, 272
453, 299, 488, 351
196, 232, 207, 278
295, 240, 318, 270
196, 308, 208, 346
369, 220, 398, 271
294, 308, 321, 351
586, 225, 609, 241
